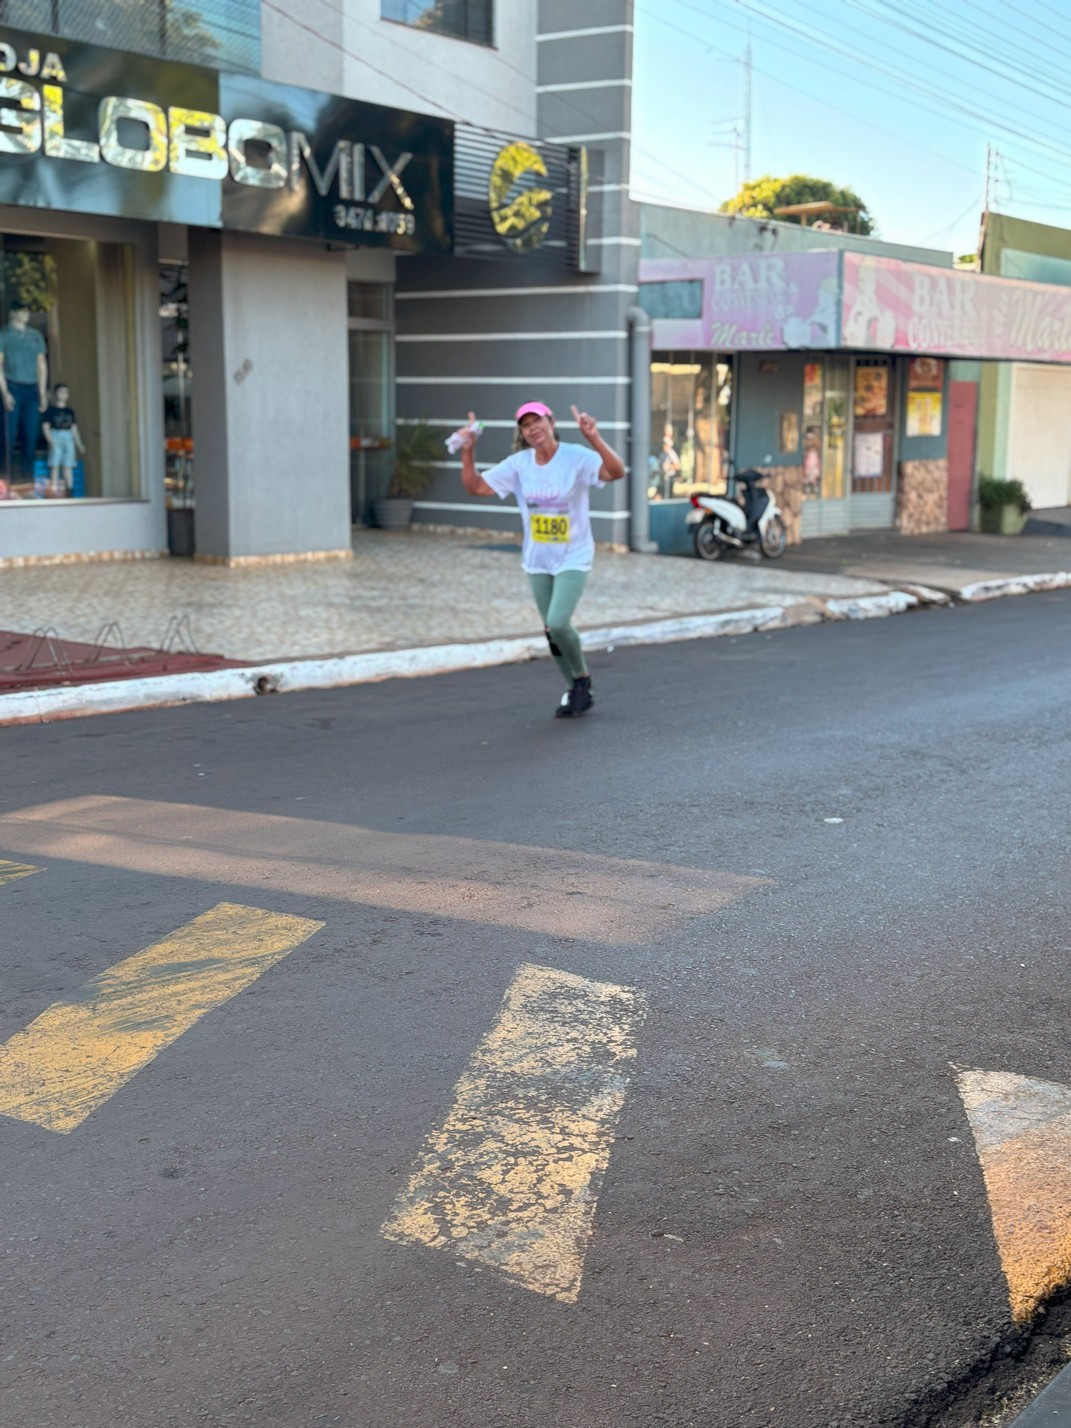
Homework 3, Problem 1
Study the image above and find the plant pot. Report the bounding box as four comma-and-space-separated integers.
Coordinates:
980, 503, 1027, 536
167, 506, 195, 557
372, 497, 415, 530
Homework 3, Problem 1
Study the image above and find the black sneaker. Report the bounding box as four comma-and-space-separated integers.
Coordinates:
554, 676, 594, 719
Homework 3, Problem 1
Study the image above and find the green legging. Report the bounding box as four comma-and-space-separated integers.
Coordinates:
528, 570, 590, 686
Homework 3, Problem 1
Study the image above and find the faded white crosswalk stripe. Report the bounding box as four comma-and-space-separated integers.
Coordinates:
0, 902, 323, 1134
381, 962, 646, 1303
0, 859, 39, 886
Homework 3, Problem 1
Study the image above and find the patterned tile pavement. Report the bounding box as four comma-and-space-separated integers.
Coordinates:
0, 529, 889, 664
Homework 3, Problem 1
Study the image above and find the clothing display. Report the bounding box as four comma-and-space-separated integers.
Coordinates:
47, 430, 77, 470
43, 403, 77, 432
6, 381, 42, 475
0, 323, 46, 385
482, 442, 605, 574
0, 320, 48, 477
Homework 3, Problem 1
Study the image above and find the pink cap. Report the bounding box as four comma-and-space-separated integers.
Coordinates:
515, 401, 554, 422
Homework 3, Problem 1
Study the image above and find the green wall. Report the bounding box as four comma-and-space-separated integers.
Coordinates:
977, 213, 1071, 482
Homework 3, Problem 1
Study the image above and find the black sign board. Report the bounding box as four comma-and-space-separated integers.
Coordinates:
0, 28, 454, 252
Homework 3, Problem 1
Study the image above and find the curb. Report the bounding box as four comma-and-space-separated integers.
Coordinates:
0, 579, 1037, 727
959, 571, 1071, 603
1007, 1358, 1071, 1426
0, 606, 801, 726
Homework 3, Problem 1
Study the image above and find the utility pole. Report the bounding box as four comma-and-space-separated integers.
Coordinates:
742, 30, 752, 185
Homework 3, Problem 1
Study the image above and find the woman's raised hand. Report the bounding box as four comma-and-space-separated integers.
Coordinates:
571, 404, 598, 441
456, 410, 482, 448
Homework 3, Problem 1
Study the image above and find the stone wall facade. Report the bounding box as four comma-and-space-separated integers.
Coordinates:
897, 459, 949, 535
757, 466, 804, 545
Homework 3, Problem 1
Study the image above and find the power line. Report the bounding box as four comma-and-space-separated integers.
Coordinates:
881, 0, 1071, 96
867, 0, 1071, 113
918, 192, 985, 247
824, 0, 1071, 134
649, 2, 981, 184
719, 0, 1071, 162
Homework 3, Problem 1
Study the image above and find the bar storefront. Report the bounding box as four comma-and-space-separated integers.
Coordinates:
639, 249, 1071, 548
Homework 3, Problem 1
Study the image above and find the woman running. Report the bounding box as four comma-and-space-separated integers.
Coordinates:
455, 400, 625, 718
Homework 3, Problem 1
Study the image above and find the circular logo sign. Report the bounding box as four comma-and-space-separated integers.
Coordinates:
489, 142, 554, 254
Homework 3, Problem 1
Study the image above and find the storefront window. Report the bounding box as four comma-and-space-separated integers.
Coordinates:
0, 234, 139, 505
649, 352, 731, 500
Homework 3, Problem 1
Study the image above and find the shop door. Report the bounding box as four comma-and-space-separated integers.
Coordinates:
946, 380, 977, 530
848, 358, 896, 529
800, 357, 850, 537
1007, 364, 1071, 509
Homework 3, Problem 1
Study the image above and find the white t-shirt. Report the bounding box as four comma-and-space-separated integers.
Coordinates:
482, 442, 605, 574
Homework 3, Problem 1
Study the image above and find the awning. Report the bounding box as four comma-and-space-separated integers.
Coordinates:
639, 250, 1071, 364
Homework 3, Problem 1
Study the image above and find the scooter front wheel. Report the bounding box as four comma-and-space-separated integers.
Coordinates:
760, 514, 787, 558
694, 521, 726, 561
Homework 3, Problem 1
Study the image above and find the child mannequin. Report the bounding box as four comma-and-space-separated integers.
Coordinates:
42, 383, 85, 497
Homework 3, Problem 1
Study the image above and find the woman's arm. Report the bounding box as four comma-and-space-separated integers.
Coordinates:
571, 405, 626, 482
456, 410, 497, 497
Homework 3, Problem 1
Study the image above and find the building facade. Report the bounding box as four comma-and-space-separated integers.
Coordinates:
976, 211, 1071, 512
7, 5, 1068, 571
636, 206, 1071, 551
0, 0, 638, 566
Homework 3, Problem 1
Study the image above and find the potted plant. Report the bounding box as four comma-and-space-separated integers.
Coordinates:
978, 476, 1031, 535
373, 418, 440, 530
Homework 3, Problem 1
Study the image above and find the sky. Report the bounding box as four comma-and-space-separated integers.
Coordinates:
630, 0, 1071, 258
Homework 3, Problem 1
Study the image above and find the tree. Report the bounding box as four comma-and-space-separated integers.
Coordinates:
720, 175, 875, 236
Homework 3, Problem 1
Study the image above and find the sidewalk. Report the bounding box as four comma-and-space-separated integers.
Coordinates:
1, 527, 893, 665
0, 525, 1068, 723
775, 526, 1071, 596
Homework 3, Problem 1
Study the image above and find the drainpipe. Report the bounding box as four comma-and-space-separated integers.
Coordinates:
627, 305, 658, 553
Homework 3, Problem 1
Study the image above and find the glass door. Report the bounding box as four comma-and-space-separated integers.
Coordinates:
348, 283, 394, 525
800, 356, 851, 538
160, 264, 193, 518
821, 357, 849, 502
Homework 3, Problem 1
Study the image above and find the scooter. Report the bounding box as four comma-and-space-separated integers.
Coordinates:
686, 469, 787, 561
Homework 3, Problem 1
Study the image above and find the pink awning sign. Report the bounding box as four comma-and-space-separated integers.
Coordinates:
842, 251, 1071, 362
640, 252, 840, 351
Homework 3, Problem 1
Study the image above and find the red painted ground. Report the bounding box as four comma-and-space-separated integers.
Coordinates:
0, 629, 248, 692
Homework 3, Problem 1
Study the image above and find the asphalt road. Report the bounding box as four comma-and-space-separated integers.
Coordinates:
2, 590, 1070, 1428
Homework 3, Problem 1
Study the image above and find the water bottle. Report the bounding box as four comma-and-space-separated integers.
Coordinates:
445, 420, 483, 454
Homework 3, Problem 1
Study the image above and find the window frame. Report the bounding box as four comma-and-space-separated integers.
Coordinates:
380, 0, 495, 50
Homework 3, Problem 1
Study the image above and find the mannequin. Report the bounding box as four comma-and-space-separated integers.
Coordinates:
0, 301, 48, 484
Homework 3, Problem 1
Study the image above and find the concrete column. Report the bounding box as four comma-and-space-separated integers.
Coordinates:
188, 230, 351, 562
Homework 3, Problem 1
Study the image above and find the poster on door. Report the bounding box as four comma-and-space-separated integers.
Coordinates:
853, 430, 885, 479
854, 365, 888, 417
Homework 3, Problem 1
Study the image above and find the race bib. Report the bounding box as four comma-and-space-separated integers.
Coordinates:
530, 512, 570, 543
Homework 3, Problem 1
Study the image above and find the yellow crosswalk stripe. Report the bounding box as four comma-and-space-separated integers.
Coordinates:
957, 1066, 1071, 1324
0, 860, 39, 886
382, 962, 646, 1303
0, 902, 323, 1134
